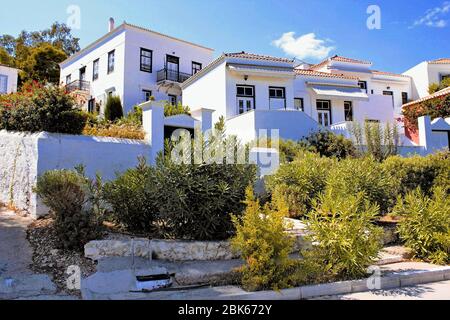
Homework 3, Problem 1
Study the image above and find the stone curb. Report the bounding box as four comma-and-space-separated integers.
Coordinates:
224, 266, 450, 300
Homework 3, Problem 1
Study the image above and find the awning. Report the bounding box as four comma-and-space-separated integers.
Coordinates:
309, 84, 369, 101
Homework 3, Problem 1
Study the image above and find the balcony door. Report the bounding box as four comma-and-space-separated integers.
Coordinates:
166, 55, 179, 82
79, 67, 86, 81
317, 100, 332, 127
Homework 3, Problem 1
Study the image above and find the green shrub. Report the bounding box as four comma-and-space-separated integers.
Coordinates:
155, 160, 256, 240
34, 167, 103, 250
325, 157, 394, 214
266, 152, 335, 217
297, 190, 384, 283
102, 158, 159, 234
104, 95, 123, 121
104, 157, 256, 240
301, 130, 356, 159
0, 82, 87, 134
164, 101, 190, 117
394, 188, 450, 265
231, 188, 298, 291
382, 152, 450, 198
279, 139, 306, 163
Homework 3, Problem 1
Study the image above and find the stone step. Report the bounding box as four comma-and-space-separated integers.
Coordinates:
0, 274, 57, 300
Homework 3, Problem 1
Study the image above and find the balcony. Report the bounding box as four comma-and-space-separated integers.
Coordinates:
66, 80, 90, 93
157, 68, 191, 84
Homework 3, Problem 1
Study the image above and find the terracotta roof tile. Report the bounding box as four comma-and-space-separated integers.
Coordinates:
224, 51, 294, 63
372, 70, 410, 78
294, 69, 358, 80
403, 86, 450, 108
428, 58, 450, 64
311, 55, 372, 70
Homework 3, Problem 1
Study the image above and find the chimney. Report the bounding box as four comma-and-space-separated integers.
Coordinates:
108, 18, 115, 32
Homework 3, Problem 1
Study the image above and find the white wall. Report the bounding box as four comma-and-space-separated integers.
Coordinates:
123, 26, 214, 113
0, 131, 151, 217
226, 110, 319, 144
0, 65, 18, 94
182, 61, 228, 125
60, 29, 127, 114
403, 62, 450, 100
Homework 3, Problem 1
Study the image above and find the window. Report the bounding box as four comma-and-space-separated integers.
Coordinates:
344, 101, 353, 121
316, 100, 332, 127
269, 87, 285, 98
269, 87, 286, 110
192, 62, 202, 75
402, 92, 408, 105
93, 59, 99, 81
366, 119, 380, 123
66, 74, 71, 85
143, 90, 152, 102
88, 98, 95, 113
236, 85, 255, 114
140, 48, 152, 73
108, 50, 115, 74
168, 94, 177, 106
294, 98, 304, 111
358, 81, 368, 93
441, 74, 450, 82
79, 67, 86, 81
0, 75, 7, 94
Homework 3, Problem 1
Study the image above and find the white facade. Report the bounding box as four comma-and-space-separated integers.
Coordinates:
59, 21, 214, 115
182, 53, 405, 143
0, 64, 19, 94
403, 59, 450, 100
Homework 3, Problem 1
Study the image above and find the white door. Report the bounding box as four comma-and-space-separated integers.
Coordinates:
318, 110, 331, 126
237, 97, 254, 114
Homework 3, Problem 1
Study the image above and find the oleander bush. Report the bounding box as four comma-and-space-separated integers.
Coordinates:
382, 151, 450, 198
301, 130, 356, 159
231, 188, 298, 291
266, 152, 335, 218
325, 156, 394, 214
34, 167, 103, 250
104, 156, 257, 240
394, 187, 450, 265
296, 190, 384, 283
0, 81, 87, 134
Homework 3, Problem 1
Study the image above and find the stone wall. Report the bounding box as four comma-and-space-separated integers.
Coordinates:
0, 130, 151, 218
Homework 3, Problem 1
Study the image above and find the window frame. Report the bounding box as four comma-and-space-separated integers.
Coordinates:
358, 81, 368, 93
192, 61, 202, 75
65, 74, 72, 85
269, 86, 286, 110
236, 84, 255, 114
294, 98, 304, 111
93, 59, 100, 81
344, 101, 353, 122
316, 99, 332, 126
0, 74, 8, 94
402, 92, 408, 105
142, 89, 152, 102
168, 94, 177, 106
107, 50, 115, 74
140, 48, 153, 73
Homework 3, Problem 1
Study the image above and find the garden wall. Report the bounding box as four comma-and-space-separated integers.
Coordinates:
0, 130, 151, 218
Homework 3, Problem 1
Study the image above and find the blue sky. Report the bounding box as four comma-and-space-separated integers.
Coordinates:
1, 0, 449, 73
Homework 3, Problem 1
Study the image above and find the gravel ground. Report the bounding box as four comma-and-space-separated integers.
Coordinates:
26, 218, 97, 296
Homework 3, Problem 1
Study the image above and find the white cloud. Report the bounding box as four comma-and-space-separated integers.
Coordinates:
272, 32, 335, 61
412, 1, 450, 28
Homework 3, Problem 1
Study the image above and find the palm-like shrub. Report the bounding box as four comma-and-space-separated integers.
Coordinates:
394, 188, 450, 265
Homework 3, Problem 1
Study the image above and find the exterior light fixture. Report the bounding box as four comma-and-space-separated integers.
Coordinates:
244, 75, 249, 81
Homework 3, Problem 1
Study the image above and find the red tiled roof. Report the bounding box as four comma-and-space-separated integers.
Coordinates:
428, 58, 450, 64
224, 51, 294, 63
372, 70, 410, 78
294, 69, 358, 80
311, 55, 372, 70
403, 86, 450, 108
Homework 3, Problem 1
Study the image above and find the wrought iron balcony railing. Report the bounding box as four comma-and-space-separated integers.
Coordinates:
157, 68, 191, 84
66, 80, 90, 93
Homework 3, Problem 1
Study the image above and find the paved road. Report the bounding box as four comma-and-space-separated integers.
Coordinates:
319, 280, 450, 300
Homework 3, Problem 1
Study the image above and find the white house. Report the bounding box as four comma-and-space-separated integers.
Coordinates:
0, 64, 19, 94
182, 52, 411, 143
59, 19, 214, 115
403, 58, 450, 100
